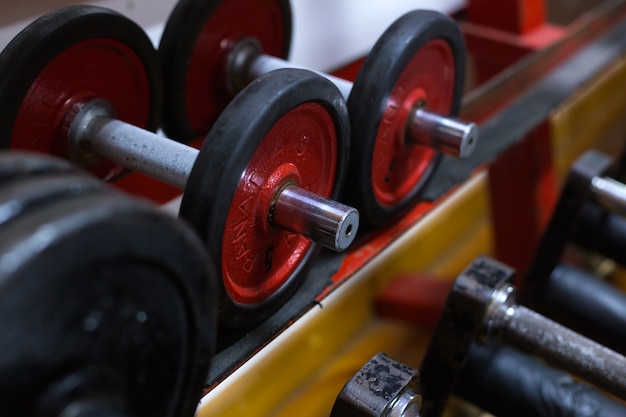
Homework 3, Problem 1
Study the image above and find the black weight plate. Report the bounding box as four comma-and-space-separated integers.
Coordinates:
0, 6, 163, 179
0, 176, 217, 417
0, 152, 77, 184
158, 0, 292, 140
180, 68, 350, 328
346, 10, 466, 226
0, 172, 103, 231
0, 153, 101, 229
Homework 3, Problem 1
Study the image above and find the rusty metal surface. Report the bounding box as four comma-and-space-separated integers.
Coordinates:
330, 353, 421, 417
498, 304, 626, 400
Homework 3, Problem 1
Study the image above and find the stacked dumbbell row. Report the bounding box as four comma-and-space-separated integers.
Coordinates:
0, 2, 478, 417
3, 3, 626, 417
331, 151, 626, 417
0, 1, 477, 326
333, 256, 626, 417
0, 5, 359, 330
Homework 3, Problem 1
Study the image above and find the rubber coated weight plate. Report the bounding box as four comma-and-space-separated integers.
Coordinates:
0, 171, 102, 231
159, 0, 292, 140
346, 10, 466, 226
0, 152, 76, 184
0, 152, 93, 229
0, 5, 162, 181
0, 151, 96, 223
0, 158, 217, 417
180, 69, 350, 328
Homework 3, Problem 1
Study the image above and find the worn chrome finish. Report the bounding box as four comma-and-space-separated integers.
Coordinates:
408, 108, 478, 158
386, 390, 422, 417
590, 175, 626, 215
273, 184, 359, 252
460, 259, 626, 401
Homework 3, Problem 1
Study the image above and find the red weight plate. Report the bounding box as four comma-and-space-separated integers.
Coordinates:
159, 0, 292, 140
0, 6, 162, 181
371, 39, 454, 207
346, 10, 466, 226
180, 69, 350, 328
12, 39, 151, 181
222, 102, 337, 305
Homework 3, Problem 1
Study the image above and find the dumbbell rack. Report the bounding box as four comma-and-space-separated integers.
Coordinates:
2, 1, 626, 416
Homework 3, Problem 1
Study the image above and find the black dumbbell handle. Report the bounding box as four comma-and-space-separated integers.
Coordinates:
455, 344, 626, 417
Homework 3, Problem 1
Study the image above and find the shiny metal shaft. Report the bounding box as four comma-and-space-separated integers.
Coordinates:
590, 175, 626, 215
273, 185, 359, 251
408, 108, 478, 158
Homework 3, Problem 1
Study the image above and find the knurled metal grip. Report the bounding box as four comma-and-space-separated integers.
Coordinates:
422, 256, 626, 415
495, 304, 626, 399
330, 353, 422, 417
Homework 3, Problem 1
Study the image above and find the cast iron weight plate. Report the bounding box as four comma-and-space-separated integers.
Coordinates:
0, 152, 77, 183
0, 154, 93, 229
180, 69, 350, 328
346, 10, 466, 225
158, 0, 292, 140
0, 153, 217, 417
160, 1, 466, 226
0, 150, 110, 230
0, 5, 163, 181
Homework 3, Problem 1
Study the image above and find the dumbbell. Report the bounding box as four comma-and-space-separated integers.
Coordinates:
522, 150, 626, 353
328, 349, 626, 417
0, 6, 358, 327
364, 267, 626, 416
159, 0, 478, 225
420, 256, 626, 416
0, 152, 216, 417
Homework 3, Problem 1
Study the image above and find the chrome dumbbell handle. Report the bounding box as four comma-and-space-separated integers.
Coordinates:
590, 175, 626, 215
